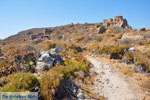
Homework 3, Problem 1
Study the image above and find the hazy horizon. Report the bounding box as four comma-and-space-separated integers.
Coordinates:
0, 0, 150, 39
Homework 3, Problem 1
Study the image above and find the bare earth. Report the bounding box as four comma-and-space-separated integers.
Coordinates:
86, 56, 143, 100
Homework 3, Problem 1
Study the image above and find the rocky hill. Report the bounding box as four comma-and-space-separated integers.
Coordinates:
2, 15, 131, 44
0, 15, 150, 100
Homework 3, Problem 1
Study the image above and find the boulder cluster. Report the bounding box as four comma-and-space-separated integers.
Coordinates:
36, 48, 64, 71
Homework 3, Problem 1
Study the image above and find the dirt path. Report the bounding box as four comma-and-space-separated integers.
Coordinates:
86, 56, 143, 100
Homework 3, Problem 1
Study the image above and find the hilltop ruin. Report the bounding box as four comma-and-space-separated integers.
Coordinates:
103, 15, 129, 28
98, 15, 131, 33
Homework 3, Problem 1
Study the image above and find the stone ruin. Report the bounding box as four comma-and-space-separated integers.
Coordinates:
103, 15, 129, 28
30, 28, 52, 40
99, 15, 131, 33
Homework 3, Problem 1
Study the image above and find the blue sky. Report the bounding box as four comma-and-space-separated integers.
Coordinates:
0, 0, 150, 39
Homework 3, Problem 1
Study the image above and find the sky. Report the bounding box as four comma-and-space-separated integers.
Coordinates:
0, 0, 150, 39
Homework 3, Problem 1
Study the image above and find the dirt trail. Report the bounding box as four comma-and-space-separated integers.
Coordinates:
86, 56, 143, 100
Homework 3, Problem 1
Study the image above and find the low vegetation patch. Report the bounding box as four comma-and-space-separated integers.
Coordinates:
121, 68, 133, 75
99, 46, 129, 59
96, 23, 102, 28
0, 73, 40, 92
57, 35, 63, 40
135, 54, 150, 72
124, 52, 134, 63
40, 57, 90, 100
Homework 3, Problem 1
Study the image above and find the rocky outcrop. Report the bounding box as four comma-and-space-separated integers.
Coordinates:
0, 57, 6, 60
121, 35, 145, 41
134, 65, 147, 73
98, 26, 106, 33
36, 48, 64, 71
139, 28, 146, 32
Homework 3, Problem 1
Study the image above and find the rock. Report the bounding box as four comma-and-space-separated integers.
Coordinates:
91, 54, 94, 57
0, 57, 6, 60
98, 26, 106, 33
110, 53, 121, 59
77, 91, 85, 99
71, 57, 76, 60
121, 35, 145, 41
36, 49, 63, 71
134, 65, 147, 73
36, 62, 53, 70
52, 54, 64, 64
38, 51, 51, 62
147, 32, 150, 36
30, 35, 38, 40
35, 39, 42, 44
146, 91, 150, 95
24, 45, 37, 51
128, 47, 135, 52
73, 47, 83, 52
50, 48, 59, 54
122, 56, 128, 64
92, 49, 96, 53
139, 28, 145, 31
14, 55, 22, 63
89, 63, 94, 68
81, 46, 87, 51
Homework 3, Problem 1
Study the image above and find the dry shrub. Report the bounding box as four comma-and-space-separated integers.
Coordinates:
135, 53, 150, 72
0, 73, 40, 92
124, 52, 134, 63
40, 57, 90, 100
121, 68, 133, 75
88, 42, 99, 51
82, 35, 102, 43
75, 36, 85, 42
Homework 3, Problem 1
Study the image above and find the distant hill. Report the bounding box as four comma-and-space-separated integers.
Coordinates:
3, 23, 99, 44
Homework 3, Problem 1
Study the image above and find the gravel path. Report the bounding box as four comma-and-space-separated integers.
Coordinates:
86, 56, 142, 100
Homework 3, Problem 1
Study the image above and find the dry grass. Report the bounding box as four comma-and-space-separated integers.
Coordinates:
121, 68, 133, 75
40, 55, 90, 100
0, 73, 40, 92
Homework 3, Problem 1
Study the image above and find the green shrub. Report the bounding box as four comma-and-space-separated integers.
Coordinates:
124, 52, 134, 63
0, 73, 40, 92
96, 24, 102, 28
72, 49, 78, 54
99, 46, 129, 55
0, 60, 9, 68
31, 40, 36, 45
57, 35, 63, 40
25, 61, 34, 72
74, 32, 80, 36
99, 46, 130, 59
135, 55, 150, 72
